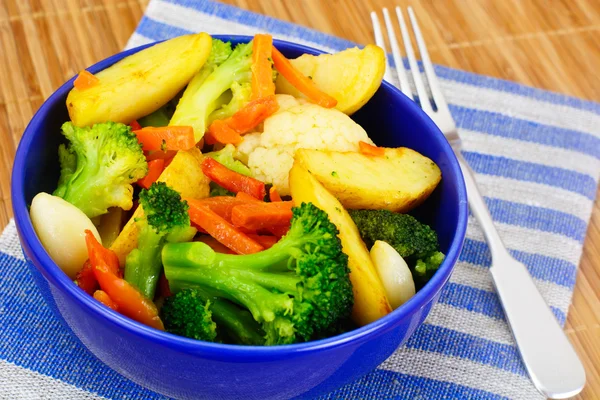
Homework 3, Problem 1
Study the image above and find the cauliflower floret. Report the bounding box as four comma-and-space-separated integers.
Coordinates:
235, 95, 373, 195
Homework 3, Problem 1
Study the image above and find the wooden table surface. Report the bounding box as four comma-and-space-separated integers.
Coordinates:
1, 0, 598, 398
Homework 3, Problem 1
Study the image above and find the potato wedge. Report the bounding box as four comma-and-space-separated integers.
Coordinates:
110, 148, 210, 265
294, 147, 441, 212
289, 163, 392, 326
67, 33, 212, 127
275, 45, 385, 115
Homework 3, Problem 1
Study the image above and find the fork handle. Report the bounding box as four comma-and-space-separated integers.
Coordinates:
455, 151, 586, 398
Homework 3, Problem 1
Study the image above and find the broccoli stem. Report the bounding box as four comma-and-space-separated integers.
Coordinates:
124, 225, 163, 299
208, 297, 266, 345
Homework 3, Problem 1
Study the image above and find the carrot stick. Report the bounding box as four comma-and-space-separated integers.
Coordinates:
246, 234, 278, 249
137, 159, 165, 189
130, 120, 142, 131
85, 231, 164, 330
228, 95, 279, 133
236, 191, 261, 202
185, 196, 249, 222
187, 203, 264, 255
205, 120, 243, 145
231, 201, 294, 231
269, 187, 282, 202
146, 150, 176, 161
359, 141, 385, 157
74, 70, 99, 90
271, 47, 337, 108
264, 224, 290, 238
251, 34, 275, 100
93, 290, 119, 311
75, 260, 98, 295
202, 158, 266, 200
134, 126, 195, 151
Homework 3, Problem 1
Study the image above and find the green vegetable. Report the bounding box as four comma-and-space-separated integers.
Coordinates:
161, 289, 217, 342
205, 144, 251, 176
54, 121, 147, 218
169, 39, 254, 140
162, 202, 353, 345
348, 209, 445, 285
138, 105, 173, 127
124, 182, 195, 299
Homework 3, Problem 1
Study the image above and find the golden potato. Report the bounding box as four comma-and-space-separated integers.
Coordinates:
289, 163, 392, 326
275, 45, 385, 115
294, 147, 441, 213
110, 148, 210, 265
67, 33, 212, 127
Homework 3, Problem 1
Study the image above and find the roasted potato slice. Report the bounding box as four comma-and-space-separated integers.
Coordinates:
289, 163, 392, 326
294, 147, 441, 212
110, 148, 210, 265
67, 33, 212, 127
275, 45, 385, 115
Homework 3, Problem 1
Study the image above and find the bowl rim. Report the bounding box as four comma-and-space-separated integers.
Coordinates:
11, 35, 468, 361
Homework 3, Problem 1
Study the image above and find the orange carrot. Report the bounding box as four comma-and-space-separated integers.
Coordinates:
187, 203, 264, 255
137, 159, 165, 189
205, 120, 243, 145
93, 290, 119, 311
236, 191, 262, 202
264, 224, 290, 238
251, 34, 275, 99
134, 126, 195, 151
231, 201, 294, 231
74, 70, 99, 90
185, 196, 249, 222
146, 150, 176, 161
269, 187, 282, 202
158, 273, 172, 298
85, 231, 164, 330
130, 120, 142, 131
359, 141, 385, 157
76, 259, 98, 295
228, 95, 279, 133
247, 234, 278, 249
271, 47, 337, 108
202, 158, 266, 200
196, 235, 237, 254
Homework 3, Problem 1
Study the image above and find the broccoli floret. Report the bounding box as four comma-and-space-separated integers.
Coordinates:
161, 289, 217, 341
169, 40, 254, 141
124, 182, 195, 299
162, 202, 353, 345
349, 209, 445, 285
53, 122, 147, 218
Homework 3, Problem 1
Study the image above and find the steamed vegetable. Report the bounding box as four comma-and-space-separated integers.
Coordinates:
96, 207, 125, 248
349, 209, 445, 285
110, 148, 210, 265
30, 192, 101, 279
294, 147, 441, 212
205, 144, 251, 176
169, 39, 255, 142
124, 182, 195, 299
67, 33, 212, 127
235, 95, 374, 196
53, 122, 147, 218
275, 45, 385, 115
370, 240, 416, 309
161, 289, 217, 341
85, 230, 164, 330
162, 203, 353, 345
288, 163, 391, 326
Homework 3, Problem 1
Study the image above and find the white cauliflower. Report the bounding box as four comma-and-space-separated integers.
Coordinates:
236, 95, 373, 195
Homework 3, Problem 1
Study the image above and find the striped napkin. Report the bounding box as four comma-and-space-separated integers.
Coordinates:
2, 0, 599, 398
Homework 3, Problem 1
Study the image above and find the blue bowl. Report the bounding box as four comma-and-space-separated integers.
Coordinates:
11, 35, 467, 399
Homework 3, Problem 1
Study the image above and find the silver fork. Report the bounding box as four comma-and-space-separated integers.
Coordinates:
372, 7, 586, 399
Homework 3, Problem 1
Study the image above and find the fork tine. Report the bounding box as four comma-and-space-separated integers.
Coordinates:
395, 6, 432, 113
382, 8, 413, 99
407, 7, 449, 114
370, 11, 394, 83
